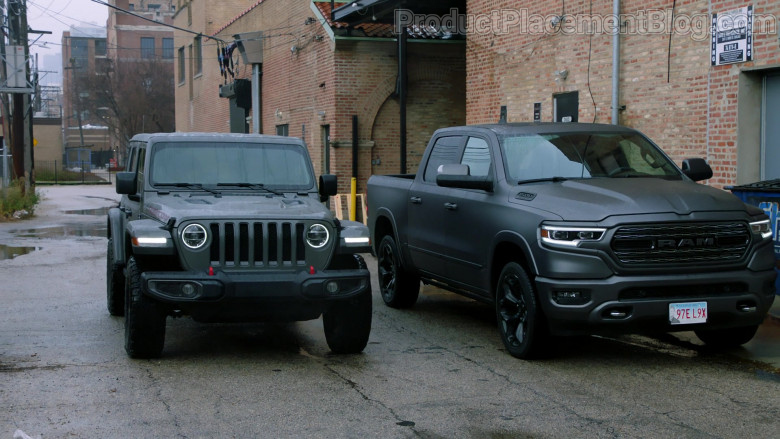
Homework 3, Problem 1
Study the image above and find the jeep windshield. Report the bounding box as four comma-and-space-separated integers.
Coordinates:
149, 141, 315, 191
499, 132, 682, 183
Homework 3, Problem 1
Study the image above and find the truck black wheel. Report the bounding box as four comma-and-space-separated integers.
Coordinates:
694, 325, 759, 348
495, 262, 547, 359
323, 287, 373, 354
377, 235, 420, 309
124, 257, 166, 359
106, 237, 125, 316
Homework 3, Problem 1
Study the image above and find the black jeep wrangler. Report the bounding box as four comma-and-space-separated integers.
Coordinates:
106, 133, 372, 358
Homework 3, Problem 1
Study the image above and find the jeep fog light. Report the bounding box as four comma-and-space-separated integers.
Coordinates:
182, 223, 208, 249
541, 225, 606, 248
326, 281, 340, 294
181, 283, 197, 298
307, 224, 329, 248
750, 219, 772, 240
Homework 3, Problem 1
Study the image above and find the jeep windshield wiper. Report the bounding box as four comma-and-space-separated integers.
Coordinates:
157, 183, 222, 197
517, 176, 569, 185
216, 182, 283, 195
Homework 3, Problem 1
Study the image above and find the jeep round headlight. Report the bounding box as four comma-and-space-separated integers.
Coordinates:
307, 224, 329, 248
181, 223, 208, 249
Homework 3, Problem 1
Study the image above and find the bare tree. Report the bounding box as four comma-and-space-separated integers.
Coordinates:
82, 58, 175, 160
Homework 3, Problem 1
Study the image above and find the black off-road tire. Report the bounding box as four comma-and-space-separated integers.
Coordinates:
377, 235, 420, 309
495, 262, 549, 359
323, 286, 373, 354
124, 256, 167, 359
106, 237, 125, 316
694, 325, 759, 348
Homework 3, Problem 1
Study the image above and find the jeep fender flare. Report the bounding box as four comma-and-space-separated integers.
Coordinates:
108, 207, 127, 267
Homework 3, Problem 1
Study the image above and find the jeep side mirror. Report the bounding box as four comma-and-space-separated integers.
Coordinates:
681, 158, 713, 182
319, 174, 338, 202
116, 172, 137, 195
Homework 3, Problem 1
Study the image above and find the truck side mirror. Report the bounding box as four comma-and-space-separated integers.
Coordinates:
116, 172, 137, 195
319, 174, 338, 202
681, 158, 713, 182
436, 164, 493, 192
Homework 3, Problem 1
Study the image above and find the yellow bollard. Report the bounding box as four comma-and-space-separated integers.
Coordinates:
349, 177, 357, 221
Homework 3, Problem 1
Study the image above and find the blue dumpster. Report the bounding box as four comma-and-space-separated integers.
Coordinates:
728, 179, 780, 295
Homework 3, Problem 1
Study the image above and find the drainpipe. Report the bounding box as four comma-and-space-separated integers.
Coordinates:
611, 0, 621, 125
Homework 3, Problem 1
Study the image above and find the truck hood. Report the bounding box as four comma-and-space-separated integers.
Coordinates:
142, 193, 332, 224
518, 178, 748, 222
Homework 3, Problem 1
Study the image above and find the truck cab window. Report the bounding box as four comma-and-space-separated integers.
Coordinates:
424, 136, 464, 182
461, 137, 491, 177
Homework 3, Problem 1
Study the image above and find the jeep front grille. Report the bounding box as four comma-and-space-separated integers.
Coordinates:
208, 221, 306, 268
611, 222, 750, 265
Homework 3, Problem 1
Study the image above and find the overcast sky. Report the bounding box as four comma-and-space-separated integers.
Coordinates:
25, 0, 108, 83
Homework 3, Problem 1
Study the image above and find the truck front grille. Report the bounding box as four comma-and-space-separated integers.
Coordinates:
208, 221, 306, 268
611, 222, 750, 265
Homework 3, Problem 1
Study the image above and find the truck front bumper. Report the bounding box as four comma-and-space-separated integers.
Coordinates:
140, 267, 370, 322
535, 269, 776, 336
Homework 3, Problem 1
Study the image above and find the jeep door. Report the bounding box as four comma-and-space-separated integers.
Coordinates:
121, 143, 146, 220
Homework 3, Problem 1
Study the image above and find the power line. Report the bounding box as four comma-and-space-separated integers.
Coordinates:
89, 0, 226, 43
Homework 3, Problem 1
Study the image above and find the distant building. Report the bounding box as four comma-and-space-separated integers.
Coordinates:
61, 25, 110, 167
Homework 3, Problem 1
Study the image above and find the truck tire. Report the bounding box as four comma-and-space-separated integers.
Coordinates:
694, 325, 759, 348
377, 235, 420, 309
323, 287, 373, 354
124, 256, 166, 359
495, 262, 548, 359
106, 237, 125, 316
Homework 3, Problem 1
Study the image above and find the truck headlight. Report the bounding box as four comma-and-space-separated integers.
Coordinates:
181, 223, 208, 249
307, 223, 330, 248
541, 225, 606, 248
749, 219, 772, 240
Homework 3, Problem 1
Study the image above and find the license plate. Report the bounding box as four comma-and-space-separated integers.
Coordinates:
669, 302, 707, 325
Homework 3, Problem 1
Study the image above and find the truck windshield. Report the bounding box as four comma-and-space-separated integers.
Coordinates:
149, 141, 314, 191
499, 132, 682, 183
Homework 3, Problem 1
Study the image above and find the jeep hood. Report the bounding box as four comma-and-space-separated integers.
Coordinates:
142, 193, 332, 223
517, 178, 751, 222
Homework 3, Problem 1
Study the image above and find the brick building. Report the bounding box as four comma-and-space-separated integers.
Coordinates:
61, 26, 111, 164
173, 0, 466, 192
466, 0, 780, 187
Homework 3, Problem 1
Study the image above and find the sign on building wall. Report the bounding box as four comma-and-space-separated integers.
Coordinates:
712, 5, 753, 66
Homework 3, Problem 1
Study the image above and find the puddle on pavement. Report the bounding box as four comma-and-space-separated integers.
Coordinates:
0, 244, 40, 260
11, 224, 107, 238
62, 207, 112, 216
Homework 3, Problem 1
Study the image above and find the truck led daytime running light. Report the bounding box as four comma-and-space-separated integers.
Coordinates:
541, 225, 606, 247
344, 237, 370, 244
749, 219, 772, 240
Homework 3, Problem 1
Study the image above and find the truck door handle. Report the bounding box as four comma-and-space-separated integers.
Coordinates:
444, 203, 458, 211
410, 197, 422, 204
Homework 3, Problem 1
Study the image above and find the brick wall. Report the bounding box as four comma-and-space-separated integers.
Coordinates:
174, 0, 466, 193
466, 0, 780, 187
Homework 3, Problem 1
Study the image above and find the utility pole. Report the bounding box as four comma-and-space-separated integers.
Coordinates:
6, 0, 32, 192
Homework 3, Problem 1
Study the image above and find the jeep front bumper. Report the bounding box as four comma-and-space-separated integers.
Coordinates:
140, 268, 370, 322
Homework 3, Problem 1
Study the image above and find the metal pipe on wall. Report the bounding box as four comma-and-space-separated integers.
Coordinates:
611, 0, 621, 125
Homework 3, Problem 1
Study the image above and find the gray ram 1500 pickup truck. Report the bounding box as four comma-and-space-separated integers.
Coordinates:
367, 123, 776, 359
